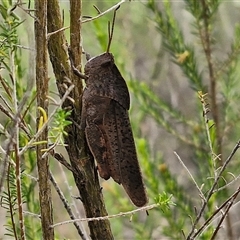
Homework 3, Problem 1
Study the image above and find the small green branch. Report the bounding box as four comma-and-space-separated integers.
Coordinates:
7, 164, 18, 240
198, 0, 221, 157
187, 140, 240, 239
190, 186, 240, 238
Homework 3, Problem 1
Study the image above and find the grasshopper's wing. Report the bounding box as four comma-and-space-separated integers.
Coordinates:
104, 100, 148, 207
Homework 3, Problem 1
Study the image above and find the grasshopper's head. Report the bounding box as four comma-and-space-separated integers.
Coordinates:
84, 7, 119, 81
84, 52, 114, 77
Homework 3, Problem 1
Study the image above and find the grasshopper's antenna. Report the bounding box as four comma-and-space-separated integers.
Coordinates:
106, 6, 120, 53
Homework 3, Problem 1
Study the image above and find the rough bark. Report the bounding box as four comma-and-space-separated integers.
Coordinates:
47, 1, 113, 239
35, 0, 54, 239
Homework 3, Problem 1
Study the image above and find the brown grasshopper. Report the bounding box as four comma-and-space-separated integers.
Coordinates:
70, 8, 147, 207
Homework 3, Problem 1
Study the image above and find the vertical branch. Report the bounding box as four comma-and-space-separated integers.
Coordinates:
15, 145, 25, 240
69, 1, 113, 238
47, 0, 113, 239
9, 31, 26, 239
199, 0, 221, 157
199, 1, 233, 239
35, 1, 54, 239
69, 0, 83, 109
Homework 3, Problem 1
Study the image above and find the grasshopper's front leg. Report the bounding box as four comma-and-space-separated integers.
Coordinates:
83, 93, 112, 180
85, 123, 110, 180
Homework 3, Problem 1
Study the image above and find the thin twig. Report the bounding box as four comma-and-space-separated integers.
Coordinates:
213, 172, 240, 193
57, 162, 88, 238
51, 152, 74, 173
15, 0, 37, 20
81, 0, 128, 24
49, 171, 87, 240
13, 44, 35, 51
46, 0, 129, 40
47, 26, 70, 40
51, 203, 159, 228
174, 151, 206, 201
19, 84, 74, 156
0, 96, 31, 139
23, 211, 41, 218
41, 140, 59, 159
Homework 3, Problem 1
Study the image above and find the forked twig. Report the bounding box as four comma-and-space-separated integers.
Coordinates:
210, 187, 240, 240
213, 173, 240, 193
47, 0, 129, 38
82, 0, 127, 24
19, 84, 74, 156
191, 186, 240, 238
187, 140, 240, 240
106, 5, 119, 53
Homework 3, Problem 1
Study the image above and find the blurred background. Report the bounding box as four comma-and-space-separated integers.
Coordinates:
1, 0, 240, 239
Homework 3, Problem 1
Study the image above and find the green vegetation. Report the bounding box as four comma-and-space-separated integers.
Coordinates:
1, 0, 240, 239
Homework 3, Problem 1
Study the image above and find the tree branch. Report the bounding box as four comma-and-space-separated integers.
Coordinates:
35, 0, 54, 239
47, 0, 113, 238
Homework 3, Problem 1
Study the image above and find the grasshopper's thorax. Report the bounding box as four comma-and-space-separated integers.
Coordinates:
84, 52, 114, 78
